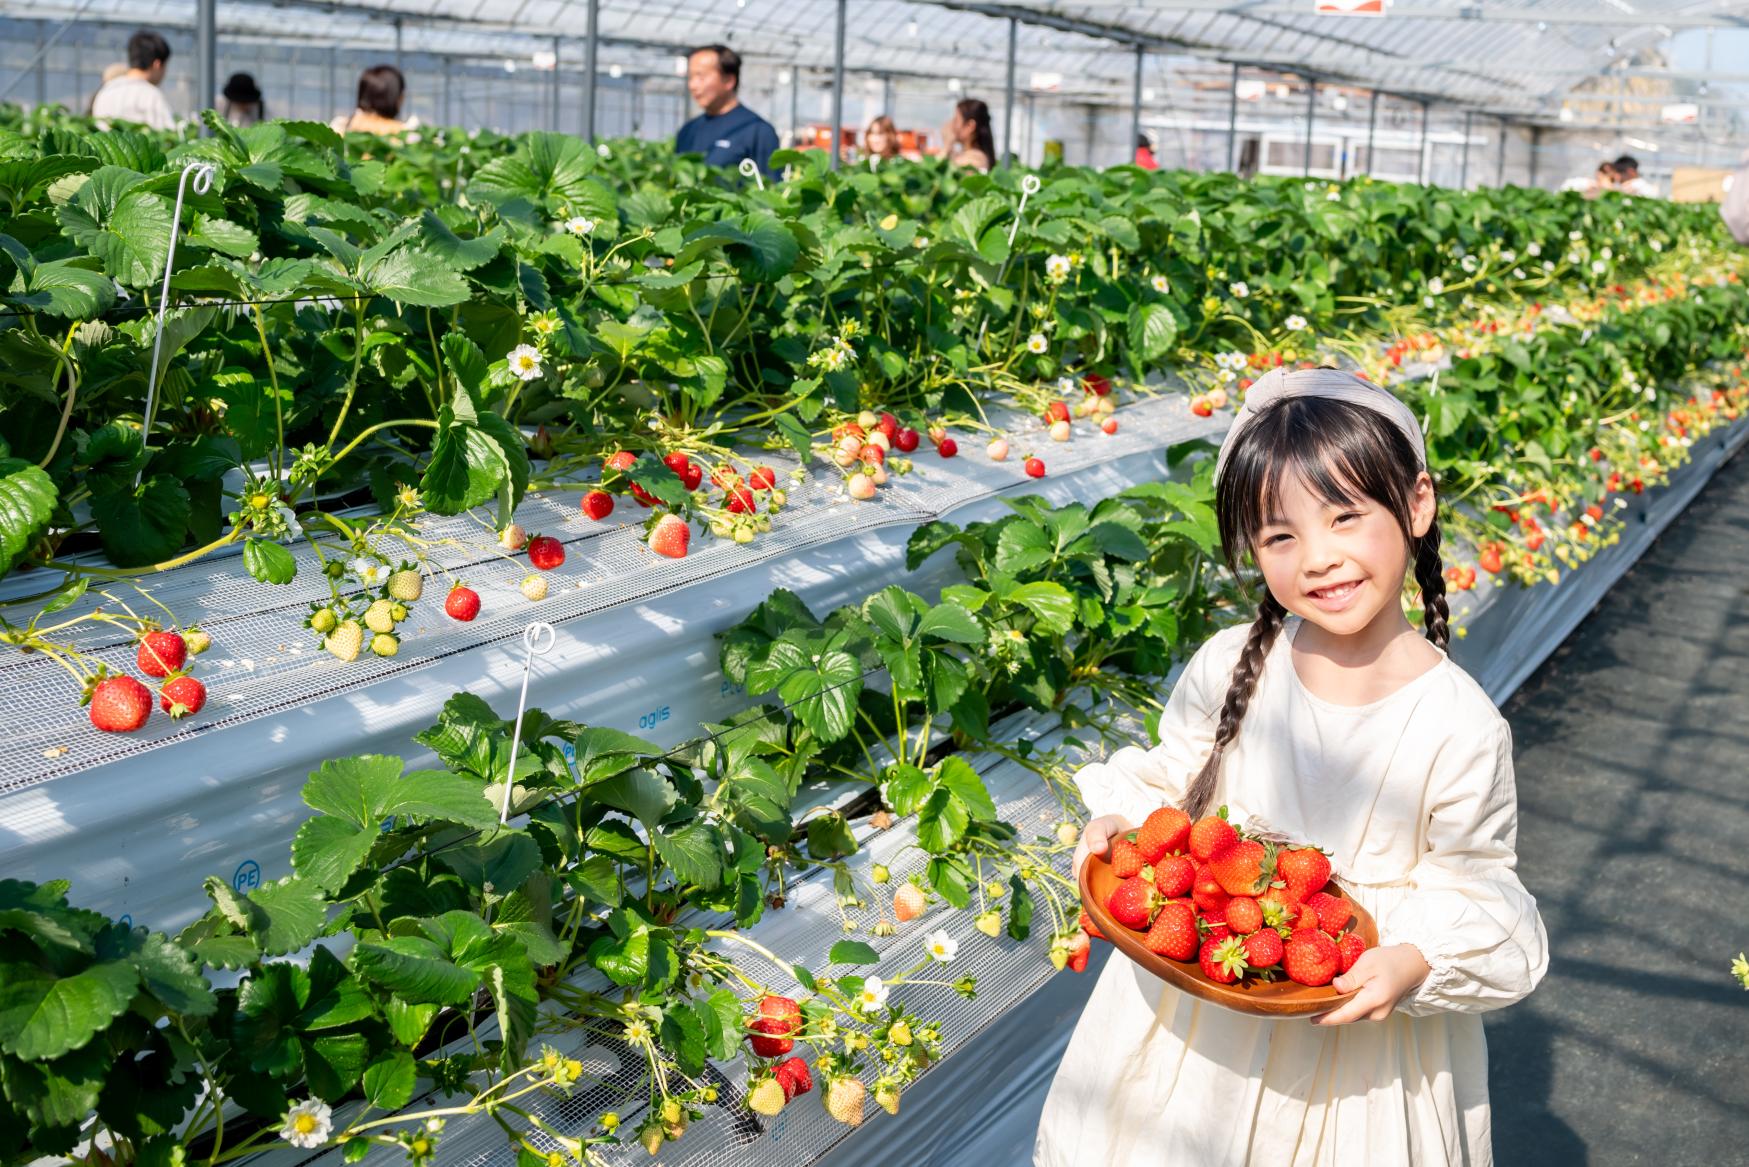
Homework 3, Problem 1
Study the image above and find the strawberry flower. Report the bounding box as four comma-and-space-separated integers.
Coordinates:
1229, 281, 1249, 298
1151, 273, 1170, 294
854, 976, 890, 1014
1044, 254, 1072, 283
507, 344, 544, 381
923, 929, 959, 962
1284, 314, 1307, 332
565, 216, 596, 236
279, 1099, 333, 1149
1026, 332, 1049, 355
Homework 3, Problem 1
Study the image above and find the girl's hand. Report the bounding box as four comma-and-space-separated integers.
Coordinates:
1072, 815, 1134, 879
1310, 944, 1432, 1026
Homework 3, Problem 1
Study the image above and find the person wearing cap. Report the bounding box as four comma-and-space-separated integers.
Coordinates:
222, 73, 264, 126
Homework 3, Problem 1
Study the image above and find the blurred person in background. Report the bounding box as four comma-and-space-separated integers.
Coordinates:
1135, 132, 1159, 170
1613, 155, 1655, 197
944, 98, 994, 172
864, 115, 901, 164
85, 62, 128, 116
332, 65, 410, 136
222, 72, 264, 126
676, 44, 778, 175
91, 30, 176, 130
1566, 160, 1615, 197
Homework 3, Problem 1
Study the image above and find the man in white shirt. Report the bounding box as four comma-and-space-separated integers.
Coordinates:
1613, 155, 1657, 198
91, 31, 177, 131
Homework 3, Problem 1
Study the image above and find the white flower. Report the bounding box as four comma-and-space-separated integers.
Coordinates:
1217, 367, 1237, 383
1543, 260, 1555, 272
1460, 255, 1478, 274
1600, 246, 1613, 260
1643, 385, 1657, 401
1044, 254, 1072, 283
406, 131, 422, 144
1216, 350, 1247, 370
1500, 249, 1516, 264
1427, 277, 1444, 296
1514, 267, 1526, 279
280, 1099, 333, 1149
1527, 242, 1541, 257
597, 142, 612, 158
507, 344, 544, 381
1056, 376, 1076, 393
351, 558, 388, 587
1284, 314, 1307, 332
854, 976, 889, 1014
1650, 239, 1663, 252
924, 929, 958, 962
1591, 260, 1607, 274
565, 216, 596, 236
1326, 190, 1340, 202
1568, 252, 1583, 265
275, 504, 302, 542
1569, 229, 1583, 242
1229, 281, 1249, 298
1151, 274, 1170, 294
1026, 332, 1048, 355
1423, 296, 1435, 308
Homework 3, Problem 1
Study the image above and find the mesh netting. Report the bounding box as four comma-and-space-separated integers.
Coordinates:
0, 389, 1221, 792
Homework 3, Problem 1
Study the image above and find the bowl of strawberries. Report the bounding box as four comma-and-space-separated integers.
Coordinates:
1077, 806, 1378, 1018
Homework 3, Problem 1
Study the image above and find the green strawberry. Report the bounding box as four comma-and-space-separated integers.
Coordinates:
309, 607, 338, 635
386, 569, 423, 601
364, 599, 397, 634
975, 910, 1002, 938
371, 632, 399, 658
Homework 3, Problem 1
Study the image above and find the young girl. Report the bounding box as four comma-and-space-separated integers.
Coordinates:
1034, 368, 1549, 1166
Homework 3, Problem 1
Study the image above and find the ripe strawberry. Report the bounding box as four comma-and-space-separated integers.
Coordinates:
1109, 837, 1145, 879
648, 514, 690, 559
519, 574, 549, 602
1083, 373, 1111, 397
1136, 807, 1191, 861
1066, 929, 1091, 973
1191, 397, 1214, 418
1294, 904, 1322, 933
444, 585, 481, 621
385, 569, 423, 601
774, 1057, 813, 1099
1188, 813, 1237, 861
582, 490, 614, 520
1101, 417, 1119, 435
937, 437, 958, 458
748, 1076, 786, 1116
181, 628, 212, 655
136, 630, 187, 678
1024, 456, 1046, 478
682, 463, 704, 491
663, 450, 691, 476
1208, 838, 1274, 897
325, 620, 364, 662
895, 427, 920, 452
1199, 935, 1249, 985
1191, 864, 1230, 916
1224, 896, 1264, 935
1303, 890, 1352, 935
749, 465, 778, 490
88, 675, 152, 733
159, 675, 206, 719
1077, 907, 1105, 942
1336, 932, 1368, 974
747, 1016, 795, 1058
1152, 854, 1195, 898
859, 442, 885, 467
1242, 928, 1284, 969
832, 422, 867, 442
527, 535, 565, 571
1479, 544, 1504, 574
824, 1076, 866, 1126
893, 883, 927, 923
759, 995, 801, 1034
1143, 901, 1199, 961
726, 486, 757, 514
1106, 874, 1160, 930
1284, 930, 1340, 986
1042, 400, 1070, 425
604, 449, 637, 474
1275, 848, 1331, 899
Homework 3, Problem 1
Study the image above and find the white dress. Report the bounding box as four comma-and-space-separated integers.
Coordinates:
1034, 618, 1549, 1167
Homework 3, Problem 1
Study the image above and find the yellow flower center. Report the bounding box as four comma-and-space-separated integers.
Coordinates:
293, 1114, 318, 1134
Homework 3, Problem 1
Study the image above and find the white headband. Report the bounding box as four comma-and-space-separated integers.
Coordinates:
1213, 367, 1426, 486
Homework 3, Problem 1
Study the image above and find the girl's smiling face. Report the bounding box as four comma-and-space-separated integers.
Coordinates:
1252, 465, 1437, 641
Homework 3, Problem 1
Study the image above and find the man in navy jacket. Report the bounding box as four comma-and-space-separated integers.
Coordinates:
676, 44, 779, 176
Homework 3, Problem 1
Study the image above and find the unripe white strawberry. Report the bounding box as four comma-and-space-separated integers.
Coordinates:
1049, 420, 1071, 442
499, 523, 528, 551
520, 573, 548, 601
986, 438, 1009, 462
386, 569, 423, 601
324, 620, 363, 662
847, 473, 878, 501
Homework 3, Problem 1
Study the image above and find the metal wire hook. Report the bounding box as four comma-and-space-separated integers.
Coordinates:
1005, 173, 1043, 248
500, 620, 557, 824
739, 157, 766, 191
137, 160, 218, 487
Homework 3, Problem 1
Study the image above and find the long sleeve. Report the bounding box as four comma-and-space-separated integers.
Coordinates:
1071, 629, 1232, 827
1386, 718, 1550, 1016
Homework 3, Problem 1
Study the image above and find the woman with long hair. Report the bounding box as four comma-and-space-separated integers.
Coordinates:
331, 64, 410, 136
945, 98, 994, 172
864, 115, 902, 163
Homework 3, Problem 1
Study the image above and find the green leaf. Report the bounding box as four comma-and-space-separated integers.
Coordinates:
993, 520, 1052, 576
933, 756, 997, 821
364, 248, 470, 307
0, 459, 55, 575
917, 602, 984, 644
90, 476, 190, 569
98, 926, 215, 1018
572, 726, 660, 785
1006, 873, 1035, 941
245, 877, 326, 956
0, 962, 138, 1060
441, 332, 489, 401
1128, 302, 1179, 366
185, 215, 258, 258
917, 787, 970, 852
590, 768, 678, 832
883, 763, 934, 817
435, 832, 543, 894
351, 937, 479, 1006
418, 212, 504, 271
303, 1033, 370, 1102
652, 821, 726, 891
586, 925, 650, 987
1003, 580, 1077, 635
57, 167, 172, 286
242, 537, 296, 585
290, 815, 377, 894
828, 940, 880, 965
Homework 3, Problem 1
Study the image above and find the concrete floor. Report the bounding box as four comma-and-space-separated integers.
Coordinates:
1488, 446, 1749, 1166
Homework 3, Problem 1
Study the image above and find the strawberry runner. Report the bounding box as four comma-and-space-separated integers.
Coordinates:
1035, 616, 1548, 1167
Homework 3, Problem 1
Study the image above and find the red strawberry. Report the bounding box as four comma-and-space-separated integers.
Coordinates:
877, 412, 899, 439
1294, 905, 1322, 933
895, 427, 920, 452
1143, 902, 1199, 961
1136, 807, 1191, 863
1191, 398, 1214, 418
1106, 875, 1160, 931
630, 481, 658, 507
1043, 401, 1070, 424
682, 464, 704, 491
89, 675, 152, 733
1336, 932, 1368, 974
1024, 457, 1046, 478
1275, 848, 1331, 899
1242, 928, 1284, 969
893, 883, 927, 923
831, 422, 866, 441
1284, 931, 1339, 986
1152, 854, 1195, 899
663, 451, 691, 476
1188, 814, 1236, 861
1109, 837, 1146, 879
937, 437, 958, 458
726, 486, 757, 514
604, 450, 637, 473
1083, 373, 1111, 397
582, 490, 614, 520
1199, 935, 1249, 985
1223, 896, 1263, 935
137, 631, 187, 678
1191, 864, 1230, 916
1077, 907, 1105, 942
774, 1057, 813, 1099
159, 675, 206, 719
1479, 544, 1504, 574
749, 466, 778, 491
1303, 890, 1352, 935
747, 1016, 795, 1057
1067, 929, 1091, 973
648, 515, 690, 559
759, 995, 801, 1036
1208, 838, 1274, 897
444, 585, 481, 622
527, 535, 565, 571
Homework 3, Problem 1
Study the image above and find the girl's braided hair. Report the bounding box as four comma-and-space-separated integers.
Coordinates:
1180, 395, 1448, 820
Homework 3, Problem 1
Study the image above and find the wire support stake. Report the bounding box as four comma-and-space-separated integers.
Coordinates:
138, 161, 218, 488
499, 620, 558, 825
738, 157, 766, 191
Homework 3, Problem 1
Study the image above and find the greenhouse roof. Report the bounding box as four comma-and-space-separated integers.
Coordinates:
7, 0, 1746, 126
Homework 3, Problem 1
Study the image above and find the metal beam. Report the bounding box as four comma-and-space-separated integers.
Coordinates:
1364, 87, 1379, 177
1303, 77, 1315, 178
829, 0, 846, 171
1051, 1, 1749, 30
1417, 100, 1429, 184
1225, 61, 1239, 172
1495, 116, 1506, 187
550, 36, 561, 132
581, 0, 598, 142
195, 0, 216, 124
1003, 16, 1018, 164
1130, 43, 1145, 168
393, 16, 403, 73
1459, 109, 1472, 188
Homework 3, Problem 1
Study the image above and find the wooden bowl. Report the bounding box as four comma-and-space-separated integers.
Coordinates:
1079, 851, 1380, 1018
